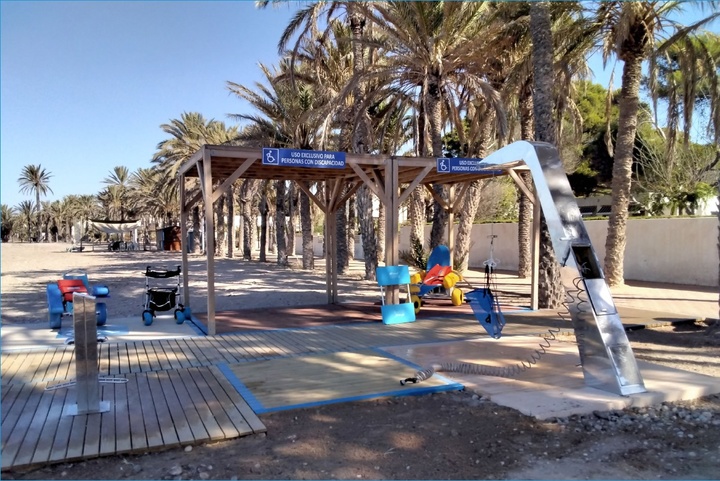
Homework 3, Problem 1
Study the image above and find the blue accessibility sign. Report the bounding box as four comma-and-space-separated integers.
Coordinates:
436, 157, 487, 174
262, 148, 346, 169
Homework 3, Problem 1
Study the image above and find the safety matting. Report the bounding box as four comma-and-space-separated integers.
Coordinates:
219, 349, 464, 414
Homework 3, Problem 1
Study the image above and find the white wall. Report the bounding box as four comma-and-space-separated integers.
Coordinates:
297, 217, 718, 286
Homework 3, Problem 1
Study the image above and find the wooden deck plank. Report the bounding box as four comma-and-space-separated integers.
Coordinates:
208, 366, 266, 434
166, 369, 209, 442
214, 334, 260, 360
21, 350, 54, 384
191, 337, 221, 363
264, 330, 310, 357
177, 368, 225, 440
135, 340, 151, 372
198, 367, 253, 435
113, 376, 132, 453
187, 368, 239, 438
1, 383, 32, 448
156, 370, 194, 444
47, 387, 75, 463
97, 342, 110, 376
98, 382, 117, 456
107, 342, 120, 375
227, 332, 273, 360
146, 371, 179, 447
31, 387, 67, 465
13, 385, 55, 467
65, 408, 88, 460
210, 335, 252, 362
136, 373, 163, 448
2, 384, 43, 468
13, 350, 47, 386
115, 342, 130, 374
150, 340, 171, 371
125, 341, 142, 373
170, 338, 194, 367
1, 352, 24, 385
81, 411, 103, 458
178, 338, 207, 367
203, 337, 241, 364
160, 339, 182, 369
125, 373, 148, 450
142, 340, 161, 372
55, 346, 75, 380
244, 331, 295, 358
26, 348, 56, 384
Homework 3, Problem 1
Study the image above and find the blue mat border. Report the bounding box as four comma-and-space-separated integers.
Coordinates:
217, 351, 464, 415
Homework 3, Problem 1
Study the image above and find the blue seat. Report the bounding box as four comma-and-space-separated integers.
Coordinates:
376, 265, 416, 325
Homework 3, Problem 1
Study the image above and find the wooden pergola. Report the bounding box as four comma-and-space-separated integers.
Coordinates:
177, 144, 539, 335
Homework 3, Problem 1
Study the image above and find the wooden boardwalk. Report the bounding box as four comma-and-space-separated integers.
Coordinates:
1, 317, 487, 471
1, 308, 685, 471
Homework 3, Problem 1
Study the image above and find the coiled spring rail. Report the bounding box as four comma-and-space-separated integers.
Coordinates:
400, 277, 589, 385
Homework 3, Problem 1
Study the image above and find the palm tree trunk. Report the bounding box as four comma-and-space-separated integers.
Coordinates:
336, 193, 349, 274
216, 194, 226, 257
287, 182, 296, 256
192, 205, 202, 254
530, 0, 563, 309
349, 4, 378, 280
227, 186, 234, 258
605, 53, 643, 286
454, 119, 493, 272
259, 193, 268, 263
427, 75, 448, 249
517, 83, 534, 278
275, 180, 288, 266
299, 183, 314, 270
348, 195, 356, 260
377, 200, 385, 263
240, 179, 259, 260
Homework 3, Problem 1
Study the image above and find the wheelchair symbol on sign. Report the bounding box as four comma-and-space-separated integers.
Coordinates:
437, 158, 449, 172
264, 148, 279, 165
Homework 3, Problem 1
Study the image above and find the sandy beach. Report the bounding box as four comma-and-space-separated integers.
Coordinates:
0, 242, 381, 325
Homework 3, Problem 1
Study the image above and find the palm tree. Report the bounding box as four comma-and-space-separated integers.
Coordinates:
102, 166, 132, 221
1, 204, 16, 242
17, 164, 53, 241
16, 200, 36, 241
596, 1, 719, 286
153, 112, 239, 255
359, 1, 507, 250
228, 61, 327, 267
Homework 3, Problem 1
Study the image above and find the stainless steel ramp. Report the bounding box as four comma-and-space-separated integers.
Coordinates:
477, 140, 645, 396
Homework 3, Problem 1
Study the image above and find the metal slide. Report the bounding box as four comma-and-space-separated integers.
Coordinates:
478, 141, 646, 396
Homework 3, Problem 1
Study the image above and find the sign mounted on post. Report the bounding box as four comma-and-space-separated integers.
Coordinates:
263, 148, 346, 169
436, 157, 486, 174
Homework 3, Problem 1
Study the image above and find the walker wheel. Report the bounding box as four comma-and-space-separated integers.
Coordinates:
96, 303, 107, 326
411, 295, 422, 314
182, 306, 192, 320
142, 310, 154, 326
174, 308, 185, 324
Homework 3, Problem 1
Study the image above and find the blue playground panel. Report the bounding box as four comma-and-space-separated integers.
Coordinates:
376, 265, 416, 325
465, 288, 506, 339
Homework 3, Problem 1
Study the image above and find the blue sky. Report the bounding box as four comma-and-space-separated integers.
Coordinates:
1, 1, 717, 209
